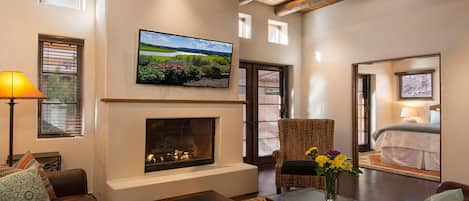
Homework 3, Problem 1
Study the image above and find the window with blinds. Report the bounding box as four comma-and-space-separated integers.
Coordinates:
38, 35, 83, 138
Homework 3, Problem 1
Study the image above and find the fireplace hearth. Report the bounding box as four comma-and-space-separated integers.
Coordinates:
145, 118, 215, 172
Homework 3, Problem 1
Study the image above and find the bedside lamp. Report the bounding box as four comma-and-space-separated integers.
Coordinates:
0, 71, 47, 166
400, 107, 418, 123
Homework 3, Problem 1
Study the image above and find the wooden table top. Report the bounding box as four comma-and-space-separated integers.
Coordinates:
278, 188, 356, 201
157, 191, 233, 201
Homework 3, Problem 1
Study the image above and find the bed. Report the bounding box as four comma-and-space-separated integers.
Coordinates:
373, 107, 441, 171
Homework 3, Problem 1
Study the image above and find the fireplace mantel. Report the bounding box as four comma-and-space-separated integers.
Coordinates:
101, 98, 246, 104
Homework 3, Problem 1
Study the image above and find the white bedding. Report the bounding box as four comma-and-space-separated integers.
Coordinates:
375, 130, 440, 171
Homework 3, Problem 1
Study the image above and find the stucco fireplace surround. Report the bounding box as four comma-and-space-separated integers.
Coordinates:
100, 99, 258, 201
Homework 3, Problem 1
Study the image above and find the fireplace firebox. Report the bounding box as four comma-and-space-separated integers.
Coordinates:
145, 118, 215, 172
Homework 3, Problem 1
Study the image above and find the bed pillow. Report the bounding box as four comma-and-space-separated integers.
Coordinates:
0, 167, 50, 201
425, 189, 464, 201
14, 151, 56, 199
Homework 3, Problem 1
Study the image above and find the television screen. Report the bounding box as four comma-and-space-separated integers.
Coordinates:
136, 29, 233, 88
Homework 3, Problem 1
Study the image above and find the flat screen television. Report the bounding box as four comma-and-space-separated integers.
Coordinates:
136, 29, 233, 88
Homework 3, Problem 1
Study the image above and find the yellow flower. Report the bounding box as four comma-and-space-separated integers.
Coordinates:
315, 155, 329, 167
343, 162, 353, 171
330, 154, 347, 169
305, 147, 318, 156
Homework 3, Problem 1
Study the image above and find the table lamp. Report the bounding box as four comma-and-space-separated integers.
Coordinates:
400, 107, 418, 123
0, 71, 47, 166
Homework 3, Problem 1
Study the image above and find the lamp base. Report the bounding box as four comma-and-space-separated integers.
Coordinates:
8, 99, 16, 167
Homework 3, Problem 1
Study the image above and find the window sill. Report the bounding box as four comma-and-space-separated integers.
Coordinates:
38, 134, 82, 139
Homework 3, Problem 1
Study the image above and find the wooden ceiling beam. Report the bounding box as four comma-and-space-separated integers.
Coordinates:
239, 0, 254, 6
274, 0, 343, 16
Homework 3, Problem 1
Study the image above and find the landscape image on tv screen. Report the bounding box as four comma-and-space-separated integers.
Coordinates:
137, 29, 233, 88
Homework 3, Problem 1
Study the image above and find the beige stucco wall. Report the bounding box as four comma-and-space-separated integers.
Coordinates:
302, 0, 469, 183
0, 0, 96, 190
239, 2, 303, 117
93, 0, 257, 200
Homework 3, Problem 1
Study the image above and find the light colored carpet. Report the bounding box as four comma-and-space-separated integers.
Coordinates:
359, 151, 440, 181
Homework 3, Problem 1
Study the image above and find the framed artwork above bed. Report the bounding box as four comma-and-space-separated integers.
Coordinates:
395, 69, 435, 100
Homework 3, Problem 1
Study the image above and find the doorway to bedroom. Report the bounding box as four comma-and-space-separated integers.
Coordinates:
352, 54, 441, 182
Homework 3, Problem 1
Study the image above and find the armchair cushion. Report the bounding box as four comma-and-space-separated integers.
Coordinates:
281, 160, 318, 175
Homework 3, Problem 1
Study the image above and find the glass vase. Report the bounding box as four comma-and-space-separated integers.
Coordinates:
325, 174, 338, 201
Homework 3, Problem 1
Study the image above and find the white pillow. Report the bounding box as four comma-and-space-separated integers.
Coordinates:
425, 189, 464, 201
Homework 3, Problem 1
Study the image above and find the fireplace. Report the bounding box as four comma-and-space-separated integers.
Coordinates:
145, 118, 215, 172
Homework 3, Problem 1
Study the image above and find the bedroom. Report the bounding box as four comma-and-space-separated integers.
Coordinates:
354, 54, 441, 181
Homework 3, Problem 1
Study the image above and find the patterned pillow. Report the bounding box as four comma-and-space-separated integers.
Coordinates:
0, 165, 21, 177
14, 151, 56, 199
0, 166, 50, 201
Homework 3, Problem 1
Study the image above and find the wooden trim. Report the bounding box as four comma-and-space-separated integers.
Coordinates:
38, 34, 84, 46
430, 104, 441, 111
351, 64, 358, 168
239, 0, 254, 6
351, 53, 442, 182
101, 98, 246, 104
394, 69, 435, 76
274, 0, 343, 16
352, 53, 440, 65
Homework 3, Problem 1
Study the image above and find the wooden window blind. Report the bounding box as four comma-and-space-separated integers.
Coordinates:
38, 35, 84, 138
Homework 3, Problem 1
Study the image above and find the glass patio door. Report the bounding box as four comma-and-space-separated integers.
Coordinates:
239, 62, 289, 165
357, 74, 371, 152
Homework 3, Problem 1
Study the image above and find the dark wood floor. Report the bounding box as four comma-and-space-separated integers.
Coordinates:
255, 167, 439, 201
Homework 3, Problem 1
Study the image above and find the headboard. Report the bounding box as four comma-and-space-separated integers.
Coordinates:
429, 104, 440, 124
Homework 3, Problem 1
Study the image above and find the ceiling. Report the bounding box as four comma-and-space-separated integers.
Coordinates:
240, 0, 343, 16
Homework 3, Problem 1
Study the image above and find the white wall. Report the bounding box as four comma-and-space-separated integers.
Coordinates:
239, 2, 303, 117
0, 0, 96, 190
302, 0, 469, 183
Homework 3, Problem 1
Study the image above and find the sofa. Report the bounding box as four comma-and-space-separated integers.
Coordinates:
437, 181, 469, 201
47, 169, 97, 201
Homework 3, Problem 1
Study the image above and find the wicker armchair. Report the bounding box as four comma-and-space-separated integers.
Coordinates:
273, 119, 334, 194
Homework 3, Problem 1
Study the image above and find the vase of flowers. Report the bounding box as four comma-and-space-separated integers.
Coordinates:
305, 147, 362, 201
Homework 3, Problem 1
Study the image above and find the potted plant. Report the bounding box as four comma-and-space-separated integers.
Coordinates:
305, 147, 362, 201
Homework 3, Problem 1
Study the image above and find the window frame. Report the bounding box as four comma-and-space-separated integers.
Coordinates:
268, 19, 288, 45
39, 0, 83, 10
395, 69, 435, 100
238, 13, 252, 39
37, 34, 84, 138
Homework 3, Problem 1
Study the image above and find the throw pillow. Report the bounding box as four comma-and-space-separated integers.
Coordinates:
14, 151, 56, 199
0, 165, 21, 177
0, 167, 50, 201
425, 189, 464, 201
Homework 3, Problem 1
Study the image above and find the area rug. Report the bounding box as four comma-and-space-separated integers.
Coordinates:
242, 197, 269, 201
359, 151, 440, 181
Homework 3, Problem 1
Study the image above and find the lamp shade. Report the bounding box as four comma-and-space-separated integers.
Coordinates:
0, 71, 47, 99
400, 107, 418, 118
